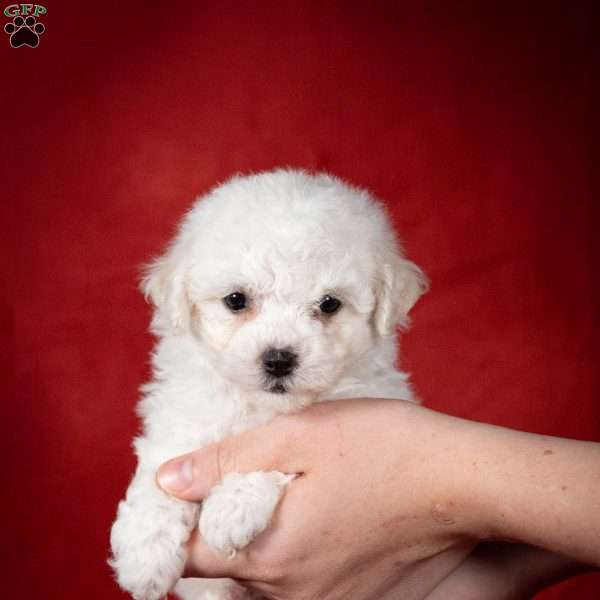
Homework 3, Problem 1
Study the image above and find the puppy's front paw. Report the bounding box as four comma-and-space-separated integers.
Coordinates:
110, 495, 198, 600
199, 471, 293, 558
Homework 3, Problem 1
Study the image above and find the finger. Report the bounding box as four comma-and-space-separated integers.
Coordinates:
156, 413, 305, 501
181, 528, 253, 579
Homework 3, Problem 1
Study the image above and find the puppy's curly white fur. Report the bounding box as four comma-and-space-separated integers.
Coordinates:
110, 169, 427, 599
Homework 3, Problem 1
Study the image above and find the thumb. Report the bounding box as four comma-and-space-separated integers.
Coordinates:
156, 414, 302, 501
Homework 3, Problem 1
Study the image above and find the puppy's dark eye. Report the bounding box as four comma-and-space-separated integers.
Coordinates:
223, 292, 247, 312
319, 295, 342, 315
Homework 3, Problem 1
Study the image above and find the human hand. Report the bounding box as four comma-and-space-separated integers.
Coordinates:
157, 399, 479, 599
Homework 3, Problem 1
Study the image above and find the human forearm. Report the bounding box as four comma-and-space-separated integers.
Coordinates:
460, 420, 600, 565
427, 542, 592, 600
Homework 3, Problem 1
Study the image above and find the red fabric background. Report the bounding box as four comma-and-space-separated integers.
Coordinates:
5, 2, 598, 598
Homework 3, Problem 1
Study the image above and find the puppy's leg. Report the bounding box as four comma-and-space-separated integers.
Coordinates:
199, 471, 294, 558
110, 465, 198, 600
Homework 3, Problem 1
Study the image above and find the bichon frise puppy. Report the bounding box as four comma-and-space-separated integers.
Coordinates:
110, 169, 427, 600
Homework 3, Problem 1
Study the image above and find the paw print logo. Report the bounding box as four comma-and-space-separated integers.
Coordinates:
4, 15, 45, 48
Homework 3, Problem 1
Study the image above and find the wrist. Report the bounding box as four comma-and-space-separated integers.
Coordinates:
455, 420, 546, 544
389, 405, 493, 540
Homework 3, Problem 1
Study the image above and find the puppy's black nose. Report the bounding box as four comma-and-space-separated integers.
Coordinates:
262, 348, 298, 377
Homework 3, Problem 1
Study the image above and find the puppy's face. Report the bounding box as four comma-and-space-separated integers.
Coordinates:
188, 246, 378, 398
144, 171, 427, 404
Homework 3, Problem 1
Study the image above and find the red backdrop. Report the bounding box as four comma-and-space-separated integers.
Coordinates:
6, 2, 598, 598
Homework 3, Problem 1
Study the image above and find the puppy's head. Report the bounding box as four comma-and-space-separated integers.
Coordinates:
143, 170, 427, 403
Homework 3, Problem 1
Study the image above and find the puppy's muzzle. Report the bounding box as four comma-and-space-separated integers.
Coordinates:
261, 348, 298, 378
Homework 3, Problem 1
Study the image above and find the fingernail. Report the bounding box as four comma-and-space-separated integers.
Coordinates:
157, 458, 193, 492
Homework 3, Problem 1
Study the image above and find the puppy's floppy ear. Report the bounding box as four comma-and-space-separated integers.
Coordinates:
374, 255, 428, 335
140, 244, 190, 335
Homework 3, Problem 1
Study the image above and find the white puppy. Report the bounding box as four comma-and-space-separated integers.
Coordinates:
110, 169, 427, 600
